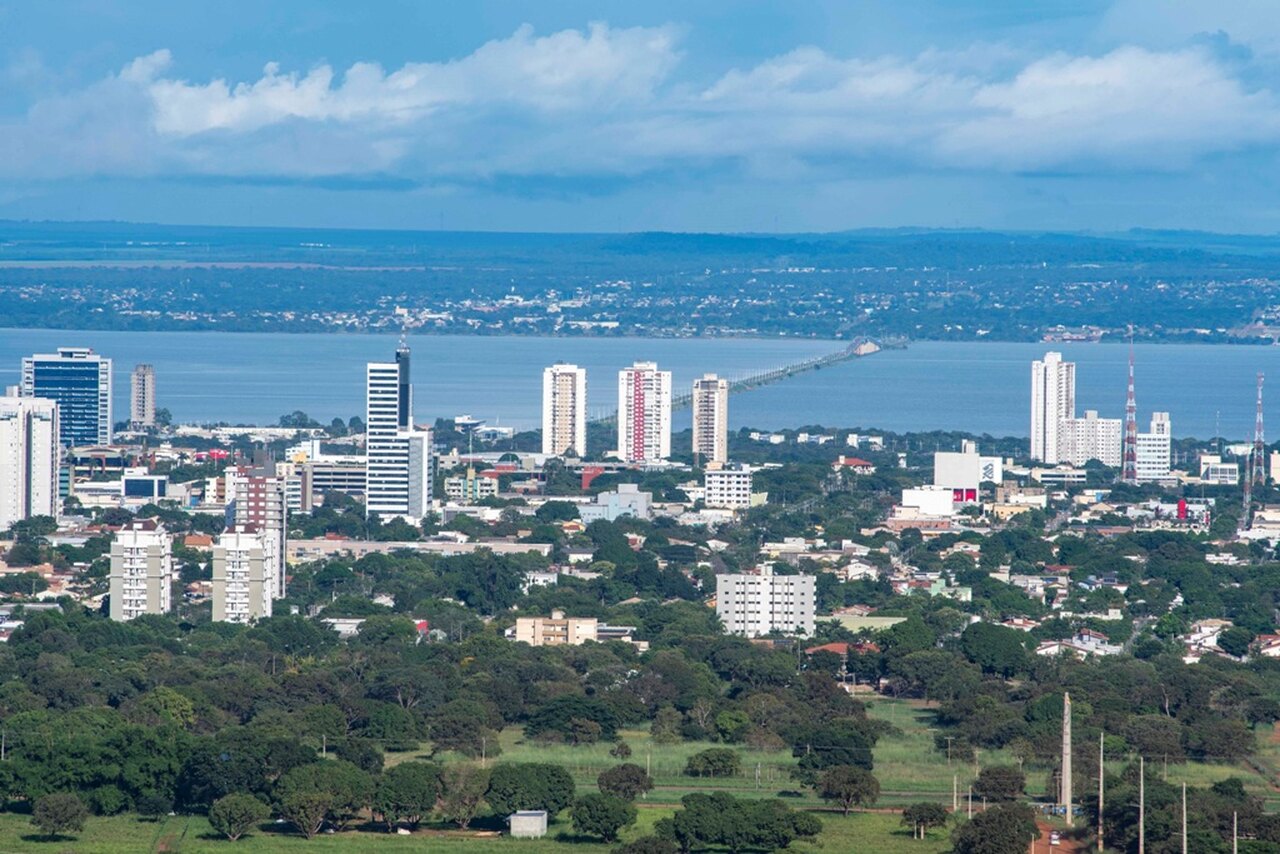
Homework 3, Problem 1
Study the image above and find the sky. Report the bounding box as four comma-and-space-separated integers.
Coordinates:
2, 0, 1280, 233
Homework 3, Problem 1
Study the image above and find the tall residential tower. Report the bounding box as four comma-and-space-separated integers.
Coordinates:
1030, 352, 1075, 463
130, 364, 156, 428
542, 363, 587, 457
0, 396, 60, 532
617, 361, 671, 464
365, 343, 432, 519
691, 373, 729, 465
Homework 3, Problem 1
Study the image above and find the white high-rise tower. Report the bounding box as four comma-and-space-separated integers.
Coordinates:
0, 396, 60, 532
365, 343, 432, 519
691, 374, 729, 465
617, 362, 671, 464
542, 363, 587, 457
1030, 352, 1075, 463
130, 364, 156, 428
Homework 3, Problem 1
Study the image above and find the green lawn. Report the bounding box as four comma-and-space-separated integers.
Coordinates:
0, 809, 952, 854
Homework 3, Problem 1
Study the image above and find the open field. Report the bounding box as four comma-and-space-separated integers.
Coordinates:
0, 809, 951, 854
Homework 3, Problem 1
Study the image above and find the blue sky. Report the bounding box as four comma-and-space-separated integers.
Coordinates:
2, 0, 1279, 233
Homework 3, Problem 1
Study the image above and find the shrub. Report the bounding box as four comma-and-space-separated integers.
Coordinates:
32, 793, 89, 839
684, 748, 741, 778
209, 793, 270, 841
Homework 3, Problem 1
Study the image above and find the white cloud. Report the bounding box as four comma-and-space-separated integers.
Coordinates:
1, 24, 1279, 186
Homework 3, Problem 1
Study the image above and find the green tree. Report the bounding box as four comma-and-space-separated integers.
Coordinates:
275, 760, 373, 831
31, 793, 89, 839
950, 802, 1038, 854
817, 766, 879, 815
208, 793, 270, 842
1217, 626, 1255, 658
279, 792, 330, 840
598, 764, 654, 801
373, 762, 440, 830
612, 837, 678, 854
439, 765, 489, 830
572, 793, 638, 842
959, 623, 1028, 677
485, 763, 576, 817
972, 766, 1025, 802
684, 748, 741, 778
901, 802, 949, 840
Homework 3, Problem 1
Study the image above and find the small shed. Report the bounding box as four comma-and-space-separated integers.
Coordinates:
509, 810, 548, 839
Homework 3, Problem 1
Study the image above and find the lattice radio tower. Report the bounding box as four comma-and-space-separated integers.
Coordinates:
1122, 330, 1138, 485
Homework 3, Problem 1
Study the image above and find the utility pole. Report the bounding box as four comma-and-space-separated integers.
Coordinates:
953, 774, 958, 812
1181, 782, 1187, 854
1234, 811, 1239, 854
1139, 757, 1145, 854
968, 786, 973, 819
1098, 730, 1104, 852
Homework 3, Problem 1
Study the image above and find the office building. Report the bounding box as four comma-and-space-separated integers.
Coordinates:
1030, 352, 1075, 463
704, 466, 756, 510
1198, 454, 1240, 485
0, 397, 59, 532
130, 364, 156, 428
1135, 412, 1173, 483
541, 363, 587, 457
212, 525, 275, 623
579, 483, 652, 523
109, 519, 174, 621
692, 374, 729, 465
1059, 410, 1123, 467
617, 361, 671, 464
716, 568, 816, 638
21, 347, 113, 447
932, 440, 1003, 502
366, 344, 433, 519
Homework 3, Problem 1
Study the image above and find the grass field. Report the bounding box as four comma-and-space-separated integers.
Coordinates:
0, 809, 951, 853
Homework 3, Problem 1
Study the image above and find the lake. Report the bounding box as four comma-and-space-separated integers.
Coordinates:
0, 330, 1274, 439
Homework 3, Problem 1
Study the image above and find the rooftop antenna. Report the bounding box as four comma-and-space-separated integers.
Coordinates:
1122, 327, 1139, 485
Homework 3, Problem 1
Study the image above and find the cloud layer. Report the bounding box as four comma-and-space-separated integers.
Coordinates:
2, 21, 1279, 190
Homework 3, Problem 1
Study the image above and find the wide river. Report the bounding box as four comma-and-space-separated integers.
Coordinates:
0, 330, 1275, 439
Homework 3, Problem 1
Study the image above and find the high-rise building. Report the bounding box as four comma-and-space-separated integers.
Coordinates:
1030, 352, 1075, 463
109, 519, 173, 621
212, 524, 275, 623
617, 361, 671, 464
365, 344, 432, 519
230, 470, 288, 600
21, 347, 113, 447
541, 363, 587, 457
130, 364, 156, 428
0, 397, 60, 532
1135, 412, 1172, 483
691, 373, 729, 465
715, 567, 815, 638
1059, 410, 1123, 467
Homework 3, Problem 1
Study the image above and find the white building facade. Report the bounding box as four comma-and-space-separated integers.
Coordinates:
1136, 412, 1173, 483
716, 568, 816, 638
1059, 410, 1123, 467
0, 397, 59, 533
109, 519, 174, 621
705, 466, 755, 510
130, 364, 156, 428
617, 362, 671, 464
932, 440, 1003, 502
212, 525, 275, 623
541, 363, 587, 457
366, 345, 433, 520
1030, 352, 1075, 464
691, 374, 729, 465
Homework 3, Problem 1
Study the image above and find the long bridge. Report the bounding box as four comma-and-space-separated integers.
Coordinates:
591, 337, 897, 425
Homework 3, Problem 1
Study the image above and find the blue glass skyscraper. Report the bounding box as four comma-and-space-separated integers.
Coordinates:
20, 347, 113, 447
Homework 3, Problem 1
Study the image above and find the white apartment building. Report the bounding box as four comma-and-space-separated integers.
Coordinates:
617, 362, 671, 464
130, 364, 156, 428
542, 363, 587, 457
691, 374, 729, 465
704, 466, 755, 510
109, 519, 174, 621
1059, 410, 1123, 467
1030, 352, 1075, 463
1136, 412, 1173, 483
0, 397, 59, 533
366, 346, 433, 519
212, 525, 275, 623
716, 568, 816, 638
